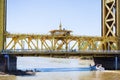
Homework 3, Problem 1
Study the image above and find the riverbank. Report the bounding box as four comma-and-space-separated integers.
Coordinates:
0, 70, 35, 76
0, 72, 8, 75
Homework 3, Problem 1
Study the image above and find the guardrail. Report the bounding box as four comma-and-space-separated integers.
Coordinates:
1, 49, 120, 54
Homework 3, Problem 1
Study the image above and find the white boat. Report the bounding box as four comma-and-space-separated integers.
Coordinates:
95, 64, 105, 71
90, 64, 105, 71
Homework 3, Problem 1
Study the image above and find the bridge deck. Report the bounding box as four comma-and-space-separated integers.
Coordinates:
1, 50, 120, 57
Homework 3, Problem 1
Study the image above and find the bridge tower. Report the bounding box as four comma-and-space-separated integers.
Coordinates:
94, 0, 120, 70
0, 0, 6, 50
102, 0, 120, 50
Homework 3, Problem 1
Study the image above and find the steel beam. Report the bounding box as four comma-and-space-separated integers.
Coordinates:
116, 0, 120, 50
101, 0, 120, 50
0, 0, 6, 50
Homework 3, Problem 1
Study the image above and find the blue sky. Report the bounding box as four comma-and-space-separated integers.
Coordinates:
7, 0, 101, 36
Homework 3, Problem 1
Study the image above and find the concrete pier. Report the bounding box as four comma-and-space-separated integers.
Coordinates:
94, 57, 120, 70
0, 54, 17, 72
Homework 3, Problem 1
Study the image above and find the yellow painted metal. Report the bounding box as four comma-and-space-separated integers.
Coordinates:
0, 0, 119, 56
106, 0, 115, 3
5, 33, 118, 51
102, 0, 120, 50
116, 0, 120, 50
0, 0, 6, 50
102, 0, 115, 37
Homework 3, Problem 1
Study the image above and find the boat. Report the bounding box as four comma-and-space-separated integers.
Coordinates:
90, 64, 105, 71
95, 64, 105, 71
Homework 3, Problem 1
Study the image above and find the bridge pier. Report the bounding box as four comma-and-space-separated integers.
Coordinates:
94, 56, 120, 70
0, 54, 17, 72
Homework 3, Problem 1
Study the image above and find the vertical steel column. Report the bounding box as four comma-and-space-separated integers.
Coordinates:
116, 0, 120, 50
102, 0, 116, 37
0, 0, 6, 50
102, 0, 120, 50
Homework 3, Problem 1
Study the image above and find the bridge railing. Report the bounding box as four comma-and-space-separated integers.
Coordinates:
1, 49, 120, 54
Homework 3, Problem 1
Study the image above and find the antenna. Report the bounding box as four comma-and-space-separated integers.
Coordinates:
59, 21, 62, 30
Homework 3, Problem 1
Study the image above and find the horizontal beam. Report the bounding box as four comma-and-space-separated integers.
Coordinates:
1, 50, 120, 57
106, 0, 115, 3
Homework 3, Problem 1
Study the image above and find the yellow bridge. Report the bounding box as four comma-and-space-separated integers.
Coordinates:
0, 0, 120, 57
0, 0, 120, 71
2, 28, 120, 57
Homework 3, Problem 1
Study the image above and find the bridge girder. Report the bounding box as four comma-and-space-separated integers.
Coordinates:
5, 33, 118, 51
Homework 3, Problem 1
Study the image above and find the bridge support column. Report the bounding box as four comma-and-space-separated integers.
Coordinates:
115, 56, 118, 70
0, 54, 17, 72
94, 57, 120, 70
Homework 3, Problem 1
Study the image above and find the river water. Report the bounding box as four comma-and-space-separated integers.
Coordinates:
0, 71, 120, 80
0, 57, 120, 80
